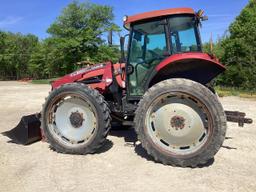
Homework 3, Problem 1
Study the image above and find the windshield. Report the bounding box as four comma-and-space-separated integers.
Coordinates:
169, 15, 201, 53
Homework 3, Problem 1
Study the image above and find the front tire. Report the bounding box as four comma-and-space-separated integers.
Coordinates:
134, 78, 227, 167
41, 83, 111, 154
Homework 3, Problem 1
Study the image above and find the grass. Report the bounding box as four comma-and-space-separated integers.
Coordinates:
31, 78, 59, 84
215, 86, 256, 99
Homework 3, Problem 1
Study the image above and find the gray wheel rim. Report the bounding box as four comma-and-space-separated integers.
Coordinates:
47, 94, 97, 147
145, 93, 211, 156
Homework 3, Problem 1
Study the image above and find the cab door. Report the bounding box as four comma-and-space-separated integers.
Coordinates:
127, 19, 169, 97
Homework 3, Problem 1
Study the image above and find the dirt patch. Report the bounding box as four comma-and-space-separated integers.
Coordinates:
0, 81, 255, 192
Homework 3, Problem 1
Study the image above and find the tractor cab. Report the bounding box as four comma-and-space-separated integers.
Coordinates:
120, 8, 209, 97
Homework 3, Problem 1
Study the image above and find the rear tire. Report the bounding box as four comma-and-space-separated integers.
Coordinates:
41, 83, 111, 154
134, 78, 226, 167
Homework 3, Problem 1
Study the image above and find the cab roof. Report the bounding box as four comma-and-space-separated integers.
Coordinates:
124, 7, 195, 29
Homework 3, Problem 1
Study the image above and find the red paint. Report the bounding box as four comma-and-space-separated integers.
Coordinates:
156, 52, 226, 72
78, 67, 109, 93
51, 62, 126, 93
125, 8, 195, 27
51, 53, 223, 93
52, 74, 82, 90
52, 63, 106, 90
113, 63, 126, 88
80, 68, 105, 80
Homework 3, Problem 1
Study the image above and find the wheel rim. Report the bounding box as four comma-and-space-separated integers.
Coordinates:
46, 93, 98, 146
145, 93, 212, 156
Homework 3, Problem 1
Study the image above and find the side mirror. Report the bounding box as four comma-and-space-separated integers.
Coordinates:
119, 34, 129, 63
197, 9, 205, 17
120, 36, 125, 46
196, 9, 208, 21
195, 10, 208, 28
108, 30, 113, 46
201, 16, 208, 21
119, 36, 126, 63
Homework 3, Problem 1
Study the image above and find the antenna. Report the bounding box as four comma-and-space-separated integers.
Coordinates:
210, 32, 213, 53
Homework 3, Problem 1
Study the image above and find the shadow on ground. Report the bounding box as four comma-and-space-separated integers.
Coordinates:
3, 122, 237, 166
97, 139, 114, 153
49, 139, 114, 155
109, 127, 216, 168
109, 126, 137, 144
222, 145, 237, 150
134, 143, 215, 168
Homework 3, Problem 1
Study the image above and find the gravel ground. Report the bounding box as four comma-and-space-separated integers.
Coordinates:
0, 81, 255, 192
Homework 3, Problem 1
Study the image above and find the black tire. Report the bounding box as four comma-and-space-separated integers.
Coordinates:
41, 83, 111, 154
134, 78, 227, 167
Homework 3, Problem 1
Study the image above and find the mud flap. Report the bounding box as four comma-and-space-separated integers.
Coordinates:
2, 113, 42, 145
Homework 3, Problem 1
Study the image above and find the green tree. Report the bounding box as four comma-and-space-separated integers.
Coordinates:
43, 1, 120, 77
220, 0, 256, 90
0, 32, 38, 80
1, 1, 121, 80
203, 39, 224, 59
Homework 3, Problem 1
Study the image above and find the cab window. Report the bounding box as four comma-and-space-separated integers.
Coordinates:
169, 16, 201, 53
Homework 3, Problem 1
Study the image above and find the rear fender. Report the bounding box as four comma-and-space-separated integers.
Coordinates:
148, 53, 226, 88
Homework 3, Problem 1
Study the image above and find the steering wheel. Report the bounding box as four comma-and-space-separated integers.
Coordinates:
135, 50, 164, 68
148, 50, 160, 58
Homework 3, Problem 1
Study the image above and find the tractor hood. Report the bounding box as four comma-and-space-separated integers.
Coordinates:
69, 63, 106, 77
51, 63, 107, 89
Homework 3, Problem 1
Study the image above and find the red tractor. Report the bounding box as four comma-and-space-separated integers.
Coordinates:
9, 8, 252, 167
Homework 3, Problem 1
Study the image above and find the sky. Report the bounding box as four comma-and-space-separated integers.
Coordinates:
0, 0, 249, 43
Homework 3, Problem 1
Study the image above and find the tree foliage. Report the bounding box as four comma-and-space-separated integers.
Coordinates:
204, 0, 256, 90
1, 0, 256, 91
44, 1, 120, 77
220, 0, 256, 90
0, 32, 38, 79
0, 1, 120, 80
